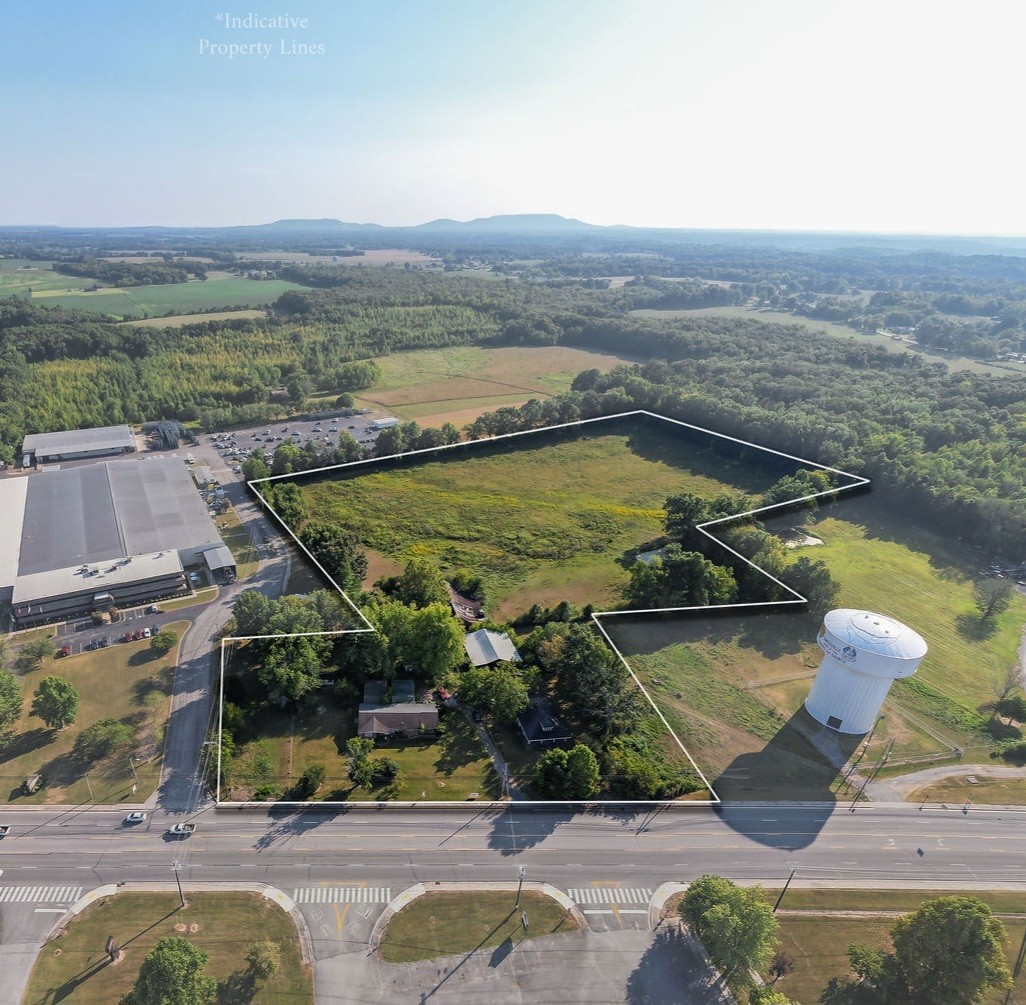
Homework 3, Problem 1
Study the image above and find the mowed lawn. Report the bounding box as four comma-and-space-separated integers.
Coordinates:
301, 423, 782, 618
380, 890, 578, 963
0, 622, 188, 804
758, 888, 1026, 1005
351, 344, 638, 427
22, 892, 312, 1005
228, 699, 498, 802
28, 276, 306, 318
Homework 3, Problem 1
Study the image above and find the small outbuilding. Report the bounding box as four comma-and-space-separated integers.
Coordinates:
202, 545, 237, 583
464, 628, 521, 667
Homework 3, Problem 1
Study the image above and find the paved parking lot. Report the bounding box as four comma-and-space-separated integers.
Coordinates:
197, 411, 386, 478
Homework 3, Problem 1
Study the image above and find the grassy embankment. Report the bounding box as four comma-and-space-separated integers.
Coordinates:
22, 891, 312, 1005
0, 622, 188, 803
379, 890, 578, 964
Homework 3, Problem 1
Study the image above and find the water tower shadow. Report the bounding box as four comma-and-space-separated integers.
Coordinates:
711, 706, 863, 850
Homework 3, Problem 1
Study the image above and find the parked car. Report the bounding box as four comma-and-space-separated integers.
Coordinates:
142, 627, 152, 638
146, 605, 160, 614
56, 645, 72, 658
120, 632, 132, 643
99, 636, 110, 648
124, 811, 147, 825
132, 629, 144, 641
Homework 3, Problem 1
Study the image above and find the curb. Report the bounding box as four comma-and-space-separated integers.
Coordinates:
648, 881, 688, 930
368, 881, 588, 951
43, 882, 313, 966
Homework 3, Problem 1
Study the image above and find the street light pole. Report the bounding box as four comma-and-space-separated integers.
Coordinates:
129, 755, 138, 794
515, 865, 526, 910
773, 868, 796, 913
172, 857, 186, 910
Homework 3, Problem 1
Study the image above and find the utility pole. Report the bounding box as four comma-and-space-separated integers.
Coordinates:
773, 868, 796, 913
515, 865, 526, 910
171, 859, 186, 908
84, 772, 93, 800
129, 755, 138, 795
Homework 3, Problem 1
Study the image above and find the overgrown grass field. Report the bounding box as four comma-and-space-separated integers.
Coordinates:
0, 622, 188, 804
22, 892, 312, 1005
301, 422, 782, 618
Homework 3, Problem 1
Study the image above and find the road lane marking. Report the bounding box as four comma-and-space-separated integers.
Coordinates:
334, 902, 350, 944
293, 887, 390, 904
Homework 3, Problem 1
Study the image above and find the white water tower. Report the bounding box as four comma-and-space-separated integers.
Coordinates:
804, 609, 927, 734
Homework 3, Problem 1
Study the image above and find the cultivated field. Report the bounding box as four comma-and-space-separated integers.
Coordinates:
27, 274, 306, 318
299, 420, 784, 619
0, 259, 97, 296
0, 622, 188, 804
235, 248, 439, 265
120, 308, 267, 328
350, 344, 637, 427
23, 891, 312, 1005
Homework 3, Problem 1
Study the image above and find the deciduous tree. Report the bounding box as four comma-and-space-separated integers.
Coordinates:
31, 676, 78, 729
132, 936, 216, 1005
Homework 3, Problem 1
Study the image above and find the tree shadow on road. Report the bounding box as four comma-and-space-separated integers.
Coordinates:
252, 804, 350, 850
485, 805, 576, 856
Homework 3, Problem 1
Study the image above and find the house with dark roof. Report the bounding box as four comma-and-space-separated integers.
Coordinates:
516, 697, 572, 749
357, 678, 437, 738
464, 628, 521, 667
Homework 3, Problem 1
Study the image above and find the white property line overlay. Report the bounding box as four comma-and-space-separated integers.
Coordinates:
215, 409, 869, 807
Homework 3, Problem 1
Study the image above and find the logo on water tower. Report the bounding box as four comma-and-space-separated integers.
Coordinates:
842, 645, 858, 662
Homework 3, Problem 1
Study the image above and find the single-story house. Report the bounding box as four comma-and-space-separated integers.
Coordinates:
464, 628, 521, 667
516, 697, 572, 749
357, 703, 438, 738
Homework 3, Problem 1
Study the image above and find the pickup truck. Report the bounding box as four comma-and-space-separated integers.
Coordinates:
167, 823, 196, 836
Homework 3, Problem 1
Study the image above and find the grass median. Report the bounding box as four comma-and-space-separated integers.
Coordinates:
379, 890, 579, 963
23, 891, 312, 1005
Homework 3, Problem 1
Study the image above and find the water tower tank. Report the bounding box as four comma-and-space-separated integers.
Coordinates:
804, 609, 927, 734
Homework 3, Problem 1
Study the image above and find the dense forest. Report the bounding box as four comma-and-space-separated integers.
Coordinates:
1, 240, 1024, 558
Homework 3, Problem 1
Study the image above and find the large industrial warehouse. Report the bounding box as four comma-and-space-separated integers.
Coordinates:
20, 424, 137, 466
0, 458, 230, 626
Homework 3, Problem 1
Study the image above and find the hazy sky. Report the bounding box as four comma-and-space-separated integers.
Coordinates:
2, 0, 1025, 233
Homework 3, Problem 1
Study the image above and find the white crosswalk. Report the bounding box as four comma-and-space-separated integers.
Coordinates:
292, 887, 391, 905
0, 886, 82, 904
568, 887, 653, 905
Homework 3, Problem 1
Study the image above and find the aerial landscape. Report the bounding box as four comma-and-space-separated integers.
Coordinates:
1, 2, 1025, 1004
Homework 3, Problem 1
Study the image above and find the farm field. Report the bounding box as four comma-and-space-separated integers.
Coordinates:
120, 308, 267, 328
22, 891, 312, 1005
235, 247, 439, 266
27, 274, 306, 318
633, 305, 1026, 377
0, 258, 98, 295
0, 622, 189, 804
350, 344, 637, 427
298, 419, 787, 620
606, 495, 1026, 799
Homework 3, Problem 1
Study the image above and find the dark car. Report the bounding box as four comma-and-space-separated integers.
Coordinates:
56, 645, 72, 658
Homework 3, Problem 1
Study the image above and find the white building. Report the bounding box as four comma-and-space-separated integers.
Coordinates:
804, 609, 927, 734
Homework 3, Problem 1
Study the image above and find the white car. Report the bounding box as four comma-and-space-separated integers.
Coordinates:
124, 811, 147, 825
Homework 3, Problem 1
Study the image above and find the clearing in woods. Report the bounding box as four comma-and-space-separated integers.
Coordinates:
350, 344, 637, 427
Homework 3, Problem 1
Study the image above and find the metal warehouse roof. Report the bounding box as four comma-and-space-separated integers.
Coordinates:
0, 477, 28, 592
22, 425, 135, 457
13, 549, 184, 606
18, 459, 222, 577
464, 629, 522, 667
